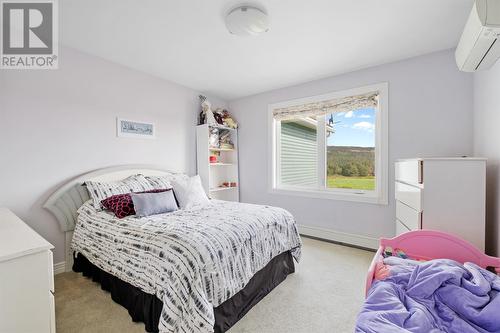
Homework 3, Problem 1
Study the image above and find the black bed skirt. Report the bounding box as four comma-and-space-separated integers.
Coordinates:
73, 251, 295, 333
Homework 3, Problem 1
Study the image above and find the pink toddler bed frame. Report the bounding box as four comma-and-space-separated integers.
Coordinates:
365, 230, 500, 296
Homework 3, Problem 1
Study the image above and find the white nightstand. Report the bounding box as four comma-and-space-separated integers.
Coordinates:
0, 208, 55, 333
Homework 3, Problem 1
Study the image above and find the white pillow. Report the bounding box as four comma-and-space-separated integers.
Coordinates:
171, 175, 209, 209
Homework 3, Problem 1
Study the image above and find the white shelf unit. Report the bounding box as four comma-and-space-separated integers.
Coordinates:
196, 124, 239, 202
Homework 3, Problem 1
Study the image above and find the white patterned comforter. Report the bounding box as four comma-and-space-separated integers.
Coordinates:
72, 200, 302, 333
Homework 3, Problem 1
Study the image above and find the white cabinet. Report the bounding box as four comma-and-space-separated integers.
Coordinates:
394, 158, 486, 251
196, 124, 240, 202
0, 208, 55, 333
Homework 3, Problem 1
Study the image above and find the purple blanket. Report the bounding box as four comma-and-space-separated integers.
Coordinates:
356, 258, 500, 333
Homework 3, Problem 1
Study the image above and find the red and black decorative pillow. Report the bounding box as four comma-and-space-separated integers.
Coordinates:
101, 189, 168, 218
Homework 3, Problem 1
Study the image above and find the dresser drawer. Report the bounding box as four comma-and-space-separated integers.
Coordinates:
395, 181, 422, 211
396, 219, 411, 236
396, 201, 422, 230
395, 160, 423, 185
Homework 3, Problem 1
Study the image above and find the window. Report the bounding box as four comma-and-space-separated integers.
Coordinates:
269, 83, 388, 204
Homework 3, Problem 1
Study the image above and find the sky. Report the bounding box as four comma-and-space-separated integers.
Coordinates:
326, 107, 375, 147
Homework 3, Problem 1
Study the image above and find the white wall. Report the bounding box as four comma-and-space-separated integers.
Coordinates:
229, 50, 473, 243
473, 61, 500, 256
0, 47, 226, 263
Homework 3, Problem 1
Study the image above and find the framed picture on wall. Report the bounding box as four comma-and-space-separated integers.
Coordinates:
117, 118, 155, 139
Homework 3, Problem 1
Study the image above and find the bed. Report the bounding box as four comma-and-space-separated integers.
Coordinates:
43, 165, 302, 333
357, 230, 500, 332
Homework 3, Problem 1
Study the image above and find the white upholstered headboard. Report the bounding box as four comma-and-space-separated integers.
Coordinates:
43, 165, 177, 270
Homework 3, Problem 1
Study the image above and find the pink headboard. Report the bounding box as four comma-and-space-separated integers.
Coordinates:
365, 230, 500, 296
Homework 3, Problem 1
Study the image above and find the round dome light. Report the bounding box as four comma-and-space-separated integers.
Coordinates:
225, 6, 269, 36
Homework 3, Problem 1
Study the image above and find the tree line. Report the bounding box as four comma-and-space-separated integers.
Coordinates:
327, 146, 375, 177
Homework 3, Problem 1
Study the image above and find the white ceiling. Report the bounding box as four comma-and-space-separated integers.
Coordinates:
61, 0, 473, 100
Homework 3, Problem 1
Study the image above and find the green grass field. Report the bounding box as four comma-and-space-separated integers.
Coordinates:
327, 175, 375, 190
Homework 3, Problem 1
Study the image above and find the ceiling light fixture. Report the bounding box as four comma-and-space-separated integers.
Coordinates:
225, 5, 269, 36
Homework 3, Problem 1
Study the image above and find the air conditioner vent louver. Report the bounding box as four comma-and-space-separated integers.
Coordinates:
475, 38, 497, 70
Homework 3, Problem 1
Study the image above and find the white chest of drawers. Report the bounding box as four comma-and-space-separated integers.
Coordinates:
0, 208, 55, 333
395, 158, 486, 251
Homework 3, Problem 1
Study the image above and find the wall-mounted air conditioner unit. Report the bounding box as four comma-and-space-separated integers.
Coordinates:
455, 0, 500, 72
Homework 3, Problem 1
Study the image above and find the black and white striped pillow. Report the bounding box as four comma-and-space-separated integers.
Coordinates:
85, 174, 155, 210
145, 174, 188, 190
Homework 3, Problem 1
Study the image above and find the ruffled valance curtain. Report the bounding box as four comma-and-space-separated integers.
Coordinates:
272, 92, 379, 121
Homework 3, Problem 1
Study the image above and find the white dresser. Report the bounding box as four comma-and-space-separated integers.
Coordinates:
395, 158, 486, 251
0, 208, 55, 333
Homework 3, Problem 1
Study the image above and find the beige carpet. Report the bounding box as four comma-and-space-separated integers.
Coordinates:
55, 237, 373, 333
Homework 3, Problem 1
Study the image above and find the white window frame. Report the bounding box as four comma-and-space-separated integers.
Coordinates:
268, 82, 388, 205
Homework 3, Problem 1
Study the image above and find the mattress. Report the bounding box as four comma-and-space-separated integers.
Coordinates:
72, 199, 302, 333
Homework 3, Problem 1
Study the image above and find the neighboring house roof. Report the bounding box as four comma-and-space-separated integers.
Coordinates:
283, 117, 334, 134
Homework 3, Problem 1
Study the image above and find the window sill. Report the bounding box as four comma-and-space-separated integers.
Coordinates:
269, 187, 388, 205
